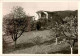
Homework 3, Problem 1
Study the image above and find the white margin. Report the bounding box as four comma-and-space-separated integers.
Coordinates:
0, 0, 79, 56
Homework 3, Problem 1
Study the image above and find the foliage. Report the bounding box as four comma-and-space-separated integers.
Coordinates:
50, 14, 78, 46
62, 16, 78, 46
3, 6, 28, 48
30, 20, 37, 30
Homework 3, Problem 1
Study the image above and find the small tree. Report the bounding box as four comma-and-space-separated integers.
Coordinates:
51, 22, 63, 45
61, 16, 78, 54
48, 12, 77, 53
50, 14, 64, 45
3, 6, 28, 48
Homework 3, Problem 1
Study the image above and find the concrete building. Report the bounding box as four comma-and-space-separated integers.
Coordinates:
36, 10, 55, 20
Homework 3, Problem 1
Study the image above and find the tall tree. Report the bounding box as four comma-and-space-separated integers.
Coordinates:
3, 6, 28, 48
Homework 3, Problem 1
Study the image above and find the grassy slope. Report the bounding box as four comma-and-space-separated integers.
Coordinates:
3, 30, 78, 54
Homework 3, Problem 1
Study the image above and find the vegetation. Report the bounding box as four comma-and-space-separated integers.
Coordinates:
61, 16, 78, 54
50, 15, 78, 54
3, 7, 78, 54
3, 6, 28, 48
31, 36, 43, 45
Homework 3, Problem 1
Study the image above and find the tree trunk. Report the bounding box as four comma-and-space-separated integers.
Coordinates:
70, 46, 73, 54
14, 40, 17, 48
55, 38, 58, 45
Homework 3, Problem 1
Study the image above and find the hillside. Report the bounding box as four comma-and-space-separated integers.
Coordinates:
54, 10, 78, 18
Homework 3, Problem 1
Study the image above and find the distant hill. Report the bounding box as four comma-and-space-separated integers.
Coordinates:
53, 10, 78, 18
45, 10, 78, 19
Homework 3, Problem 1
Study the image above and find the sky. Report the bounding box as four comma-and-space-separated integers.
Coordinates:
3, 2, 78, 20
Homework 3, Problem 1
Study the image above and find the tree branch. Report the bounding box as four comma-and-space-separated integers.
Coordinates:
62, 29, 69, 38
17, 24, 27, 39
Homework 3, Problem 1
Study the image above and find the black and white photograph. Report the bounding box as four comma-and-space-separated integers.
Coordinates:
2, 2, 78, 54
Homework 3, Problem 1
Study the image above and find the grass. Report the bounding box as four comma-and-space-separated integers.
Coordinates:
3, 30, 78, 54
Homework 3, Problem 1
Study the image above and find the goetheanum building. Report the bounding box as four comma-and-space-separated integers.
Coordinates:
36, 10, 57, 20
